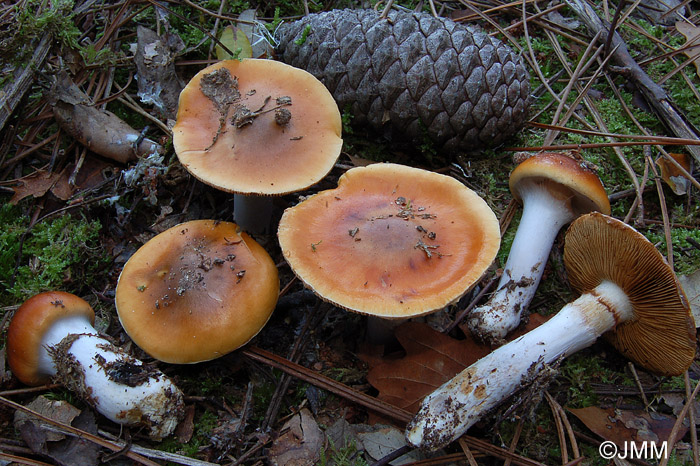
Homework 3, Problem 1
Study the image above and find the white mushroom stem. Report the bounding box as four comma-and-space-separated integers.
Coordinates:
468, 181, 577, 343
234, 193, 274, 235
407, 280, 633, 451
39, 315, 184, 440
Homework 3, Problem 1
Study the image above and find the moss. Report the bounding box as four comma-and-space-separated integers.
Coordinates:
644, 227, 700, 276
0, 204, 109, 305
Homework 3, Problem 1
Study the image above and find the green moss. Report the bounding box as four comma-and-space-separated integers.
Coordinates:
0, 204, 109, 305
644, 227, 700, 275
319, 437, 368, 466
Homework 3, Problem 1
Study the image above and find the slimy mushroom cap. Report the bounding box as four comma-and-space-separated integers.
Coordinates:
277, 163, 500, 319
116, 220, 279, 363
173, 59, 342, 196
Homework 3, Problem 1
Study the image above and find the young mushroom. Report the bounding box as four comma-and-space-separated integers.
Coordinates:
467, 152, 610, 344
173, 59, 343, 235
277, 163, 500, 338
7, 291, 185, 440
115, 220, 279, 364
407, 212, 696, 451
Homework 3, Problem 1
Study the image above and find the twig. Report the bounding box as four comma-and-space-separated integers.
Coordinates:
369, 445, 412, 466
503, 418, 524, 466
99, 429, 219, 466
659, 375, 700, 466
446, 271, 501, 333
458, 438, 480, 466
0, 396, 159, 466
685, 372, 699, 466
545, 392, 568, 464
645, 147, 673, 266
565, 0, 700, 163
0, 452, 54, 466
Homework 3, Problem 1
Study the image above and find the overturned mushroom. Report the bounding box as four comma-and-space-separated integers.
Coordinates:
278, 163, 500, 338
173, 59, 343, 234
407, 212, 696, 451
7, 291, 184, 440
468, 152, 610, 344
115, 220, 279, 364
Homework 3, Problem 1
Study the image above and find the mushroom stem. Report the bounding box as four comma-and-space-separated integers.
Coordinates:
39, 315, 184, 440
468, 181, 577, 343
234, 193, 274, 235
407, 280, 633, 451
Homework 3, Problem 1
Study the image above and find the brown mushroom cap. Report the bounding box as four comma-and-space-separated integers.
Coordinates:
277, 163, 501, 319
564, 212, 696, 375
510, 152, 611, 216
115, 220, 279, 364
173, 59, 342, 195
7, 291, 95, 386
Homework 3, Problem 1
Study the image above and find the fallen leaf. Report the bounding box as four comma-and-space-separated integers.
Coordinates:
14, 396, 99, 466
656, 152, 691, 195
661, 393, 700, 423
10, 169, 70, 204
268, 408, 324, 466
216, 24, 253, 60
676, 22, 700, 78
362, 322, 493, 413
14, 395, 81, 442
358, 425, 425, 465
568, 406, 685, 447
678, 269, 700, 326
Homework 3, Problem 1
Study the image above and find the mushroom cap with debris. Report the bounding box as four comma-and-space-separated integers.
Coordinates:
173, 58, 342, 196
115, 220, 279, 364
278, 163, 500, 318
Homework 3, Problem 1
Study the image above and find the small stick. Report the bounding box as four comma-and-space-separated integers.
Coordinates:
659, 375, 700, 466
545, 392, 568, 464
458, 438, 480, 466
628, 362, 650, 409
504, 418, 524, 466
685, 372, 699, 466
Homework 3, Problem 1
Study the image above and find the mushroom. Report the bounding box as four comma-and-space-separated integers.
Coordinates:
173, 59, 343, 235
115, 219, 279, 364
467, 152, 610, 344
407, 212, 696, 451
6, 291, 185, 440
277, 163, 500, 339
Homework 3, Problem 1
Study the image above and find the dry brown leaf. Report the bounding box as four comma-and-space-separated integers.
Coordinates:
676, 22, 700, 78
568, 406, 685, 446
363, 322, 493, 413
10, 169, 71, 204
268, 408, 324, 466
656, 152, 691, 195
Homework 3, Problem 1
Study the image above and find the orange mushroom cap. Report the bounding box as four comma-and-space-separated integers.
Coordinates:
277, 163, 501, 319
173, 59, 343, 195
510, 152, 611, 215
115, 220, 279, 363
7, 291, 95, 386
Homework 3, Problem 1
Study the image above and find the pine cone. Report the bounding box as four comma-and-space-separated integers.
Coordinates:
275, 9, 531, 153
